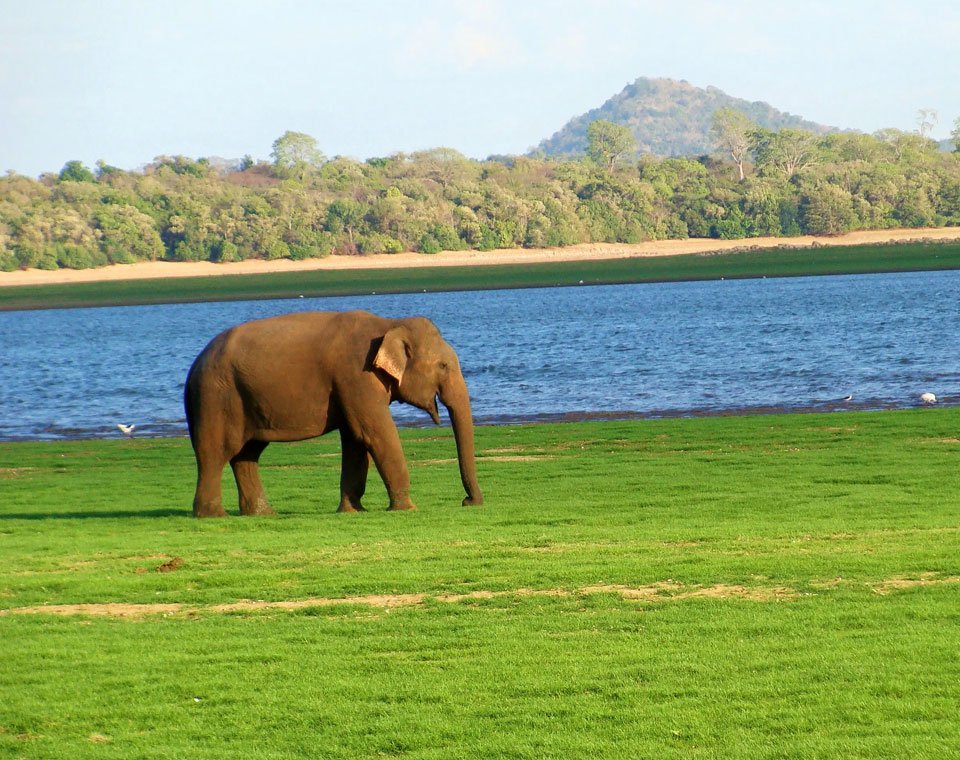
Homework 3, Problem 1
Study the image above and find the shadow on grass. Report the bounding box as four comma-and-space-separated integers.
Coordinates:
0, 508, 187, 521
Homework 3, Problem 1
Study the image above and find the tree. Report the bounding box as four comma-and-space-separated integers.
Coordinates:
951, 117, 960, 153
94, 159, 123, 179
585, 120, 636, 170
799, 184, 855, 235
710, 108, 753, 180
58, 160, 95, 183
742, 178, 787, 235
751, 128, 820, 178
874, 128, 938, 163
95, 204, 164, 263
325, 198, 365, 252
271, 131, 325, 178
148, 155, 210, 178
916, 108, 938, 139
819, 132, 884, 163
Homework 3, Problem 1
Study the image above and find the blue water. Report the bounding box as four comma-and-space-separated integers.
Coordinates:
1, 270, 958, 441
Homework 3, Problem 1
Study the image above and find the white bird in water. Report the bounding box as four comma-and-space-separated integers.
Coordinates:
117, 423, 136, 437
841, 395, 853, 402
920, 392, 937, 405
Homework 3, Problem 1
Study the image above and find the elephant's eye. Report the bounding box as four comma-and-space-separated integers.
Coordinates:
438, 361, 448, 370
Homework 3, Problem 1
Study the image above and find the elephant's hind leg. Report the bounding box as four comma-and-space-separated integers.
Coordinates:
193, 444, 229, 518
337, 429, 370, 513
231, 440, 275, 516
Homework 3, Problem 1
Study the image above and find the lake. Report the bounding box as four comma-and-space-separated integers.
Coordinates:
1, 270, 958, 441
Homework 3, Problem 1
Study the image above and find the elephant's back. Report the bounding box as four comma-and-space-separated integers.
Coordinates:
224, 311, 390, 352
191, 311, 396, 385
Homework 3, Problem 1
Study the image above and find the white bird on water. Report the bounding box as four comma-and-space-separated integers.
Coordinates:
117, 423, 136, 437
920, 392, 937, 405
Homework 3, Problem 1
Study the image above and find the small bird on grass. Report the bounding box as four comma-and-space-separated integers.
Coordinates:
117, 423, 136, 437
920, 392, 937, 405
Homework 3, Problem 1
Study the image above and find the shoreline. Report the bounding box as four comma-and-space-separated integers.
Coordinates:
4, 397, 949, 444
3, 226, 959, 288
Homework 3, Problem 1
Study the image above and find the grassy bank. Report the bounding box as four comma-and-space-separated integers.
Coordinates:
2, 409, 959, 757
3, 240, 960, 311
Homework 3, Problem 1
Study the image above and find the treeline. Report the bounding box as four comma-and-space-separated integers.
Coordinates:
1, 126, 959, 271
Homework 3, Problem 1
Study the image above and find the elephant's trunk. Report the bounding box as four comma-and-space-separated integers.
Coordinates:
440, 370, 484, 506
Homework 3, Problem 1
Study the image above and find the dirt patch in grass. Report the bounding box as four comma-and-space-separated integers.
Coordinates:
676, 584, 797, 602
211, 593, 428, 613
810, 577, 846, 590
417, 455, 553, 465
156, 556, 185, 573
0, 467, 36, 478
6, 602, 187, 618
582, 582, 797, 602
660, 539, 709, 548
2, 581, 797, 618
10, 573, 953, 618
484, 455, 554, 462
871, 573, 960, 595
582, 582, 686, 598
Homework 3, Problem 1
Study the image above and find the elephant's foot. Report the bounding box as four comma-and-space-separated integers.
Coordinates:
337, 497, 367, 513
461, 495, 484, 507
193, 500, 228, 518
239, 495, 275, 516
387, 499, 417, 511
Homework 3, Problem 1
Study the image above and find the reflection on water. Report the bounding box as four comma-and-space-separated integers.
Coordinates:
1, 269, 958, 440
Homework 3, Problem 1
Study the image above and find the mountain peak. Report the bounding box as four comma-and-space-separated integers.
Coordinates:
534, 76, 838, 158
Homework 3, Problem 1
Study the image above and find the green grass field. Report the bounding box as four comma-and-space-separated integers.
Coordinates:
3, 240, 960, 311
2, 409, 959, 758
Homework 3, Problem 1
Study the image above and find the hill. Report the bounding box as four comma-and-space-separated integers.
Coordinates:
533, 76, 839, 158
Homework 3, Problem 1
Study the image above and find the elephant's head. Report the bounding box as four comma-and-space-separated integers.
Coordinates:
373, 318, 483, 506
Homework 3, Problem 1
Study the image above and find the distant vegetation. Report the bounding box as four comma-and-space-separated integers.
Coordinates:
2, 106, 960, 271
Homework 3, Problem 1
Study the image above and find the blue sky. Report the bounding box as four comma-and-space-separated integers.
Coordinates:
3, 1, 959, 177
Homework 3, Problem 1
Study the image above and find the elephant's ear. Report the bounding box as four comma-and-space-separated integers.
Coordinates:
373, 327, 409, 384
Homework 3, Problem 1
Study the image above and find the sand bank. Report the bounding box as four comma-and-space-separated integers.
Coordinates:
2, 226, 959, 288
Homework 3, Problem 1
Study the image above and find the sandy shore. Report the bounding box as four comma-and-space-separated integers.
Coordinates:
2, 227, 959, 288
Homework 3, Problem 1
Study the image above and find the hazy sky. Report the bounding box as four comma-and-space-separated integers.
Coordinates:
3, 1, 959, 177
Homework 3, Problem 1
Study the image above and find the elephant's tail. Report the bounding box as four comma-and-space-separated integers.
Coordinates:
183, 360, 199, 446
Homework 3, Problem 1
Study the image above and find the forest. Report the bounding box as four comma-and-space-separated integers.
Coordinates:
1, 120, 959, 272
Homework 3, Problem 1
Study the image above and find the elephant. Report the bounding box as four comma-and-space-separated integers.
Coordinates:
183, 310, 483, 517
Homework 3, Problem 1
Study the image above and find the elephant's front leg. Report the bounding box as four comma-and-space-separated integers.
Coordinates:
337, 429, 370, 513
360, 416, 416, 511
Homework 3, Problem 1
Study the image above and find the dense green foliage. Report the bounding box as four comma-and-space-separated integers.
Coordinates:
2, 410, 959, 757
585, 119, 637, 169
3, 241, 960, 312
535, 76, 837, 158
1, 119, 959, 272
